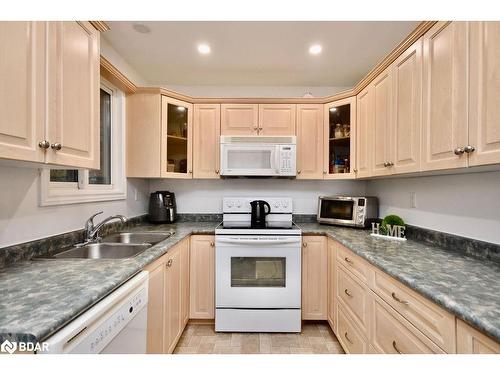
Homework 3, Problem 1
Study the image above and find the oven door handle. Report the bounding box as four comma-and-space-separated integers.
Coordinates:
216, 238, 301, 245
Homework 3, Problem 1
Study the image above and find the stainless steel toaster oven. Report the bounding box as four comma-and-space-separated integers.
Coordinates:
317, 196, 378, 228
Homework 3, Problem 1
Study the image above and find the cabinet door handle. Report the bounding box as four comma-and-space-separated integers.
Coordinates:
344, 257, 353, 264
464, 145, 475, 154
303, 242, 307, 248
51, 143, 62, 151
353, 168, 358, 173
38, 140, 50, 149
215, 169, 220, 174
344, 332, 353, 344
392, 340, 403, 354
454, 147, 465, 155
166, 259, 173, 267
344, 289, 352, 297
391, 292, 409, 305
210, 241, 215, 247
297, 170, 301, 174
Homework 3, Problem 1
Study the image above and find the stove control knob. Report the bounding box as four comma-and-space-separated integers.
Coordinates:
273, 202, 280, 209
236, 201, 242, 208
282, 201, 289, 209
226, 201, 233, 208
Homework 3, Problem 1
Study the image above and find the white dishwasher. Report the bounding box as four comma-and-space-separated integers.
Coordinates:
43, 271, 149, 354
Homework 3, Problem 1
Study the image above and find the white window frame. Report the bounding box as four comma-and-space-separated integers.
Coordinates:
39, 79, 126, 206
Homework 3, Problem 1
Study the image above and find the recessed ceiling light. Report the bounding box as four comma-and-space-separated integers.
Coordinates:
330, 107, 337, 112
309, 44, 322, 55
197, 43, 211, 54
132, 23, 151, 34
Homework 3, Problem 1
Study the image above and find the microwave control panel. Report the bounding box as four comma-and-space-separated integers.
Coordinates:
278, 145, 296, 176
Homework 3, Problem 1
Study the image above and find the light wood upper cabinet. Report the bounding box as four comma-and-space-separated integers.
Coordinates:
0, 21, 100, 169
371, 68, 393, 176
421, 21, 469, 171
457, 319, 500, 354
221, 104, 258, 135
0, 22, 46, 164
258, 104, 296, 135
324, 98, 357, 179
189, 235, 215, 319
161, 96, 193, 178
296, 104, 323, 179
468, 21, 500, 167
356, 87, 373, 178
302, 236, 327, 320
391, 38, 423, 174
46, 21, 100, 169
193, 104, 221, 178
221, 104, 295, 136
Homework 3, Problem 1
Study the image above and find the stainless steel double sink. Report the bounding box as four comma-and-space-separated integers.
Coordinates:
45, 232, 173, 260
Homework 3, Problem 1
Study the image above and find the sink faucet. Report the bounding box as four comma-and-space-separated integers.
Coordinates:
84, 211, 127, 243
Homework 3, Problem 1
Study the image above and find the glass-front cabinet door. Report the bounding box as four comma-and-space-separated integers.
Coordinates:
323, 97, 356, 179
161, 95, 193, 178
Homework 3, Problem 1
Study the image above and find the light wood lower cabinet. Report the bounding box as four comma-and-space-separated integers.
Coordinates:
337, 302, 368, 354
193, 104, 221, 178
457, 319, 500, 354
144, 238, 190, 354
369, 291, 445, 354
371, 268, 456, 353
327, 238, 337, 332
302, 236, 327, 320
189, 235, 215, 319
296, 104, 323, 179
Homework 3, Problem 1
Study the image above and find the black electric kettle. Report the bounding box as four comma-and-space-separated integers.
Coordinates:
250, 200, 271, 228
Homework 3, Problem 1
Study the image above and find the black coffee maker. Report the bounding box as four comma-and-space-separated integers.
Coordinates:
149, 191, 177, 223
250, 200, 271, 228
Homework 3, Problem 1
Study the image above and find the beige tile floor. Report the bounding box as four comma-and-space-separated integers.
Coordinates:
174, 322, 345, 354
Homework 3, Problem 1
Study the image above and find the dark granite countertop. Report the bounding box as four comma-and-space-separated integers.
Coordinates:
298, 223, 500, 342
1, 221, 499, 345
0, 222, 217, 344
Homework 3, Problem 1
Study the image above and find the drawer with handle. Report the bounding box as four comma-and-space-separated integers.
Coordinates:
371, 269, 456, 353
337, 302, 368, 354
369, 291, 445, 354
336, 264, 370, 335
336, 242, 370, 283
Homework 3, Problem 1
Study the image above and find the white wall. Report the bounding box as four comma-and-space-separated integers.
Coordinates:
0, 165, 150, 248
366, 171, 500, 244
100, 38, 147, 86
149, 179, 367, 214
156, 85, 351, 98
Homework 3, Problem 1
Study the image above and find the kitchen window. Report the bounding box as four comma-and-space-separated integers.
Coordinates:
39, 80, 126, 206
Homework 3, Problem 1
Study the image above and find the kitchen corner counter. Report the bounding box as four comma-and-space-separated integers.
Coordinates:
298, 223, 500, 342
0, 222, 219, 344
1, 221, 499, 346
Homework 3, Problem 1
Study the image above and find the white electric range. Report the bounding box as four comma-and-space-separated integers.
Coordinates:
215, 197, 302, 333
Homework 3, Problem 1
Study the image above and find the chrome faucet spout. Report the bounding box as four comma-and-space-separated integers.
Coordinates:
84, 213, 128, 243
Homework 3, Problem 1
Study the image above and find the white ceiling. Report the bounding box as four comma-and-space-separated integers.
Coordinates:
103, 21, 419, 87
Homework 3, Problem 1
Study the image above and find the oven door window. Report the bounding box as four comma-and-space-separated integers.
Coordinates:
231, 257, 286, 287
321, 200, 354, 221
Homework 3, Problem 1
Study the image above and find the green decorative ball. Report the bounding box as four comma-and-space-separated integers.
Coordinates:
380, 215, 405, 235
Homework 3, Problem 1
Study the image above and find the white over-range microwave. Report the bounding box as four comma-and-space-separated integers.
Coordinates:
220, 135, 296, 177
